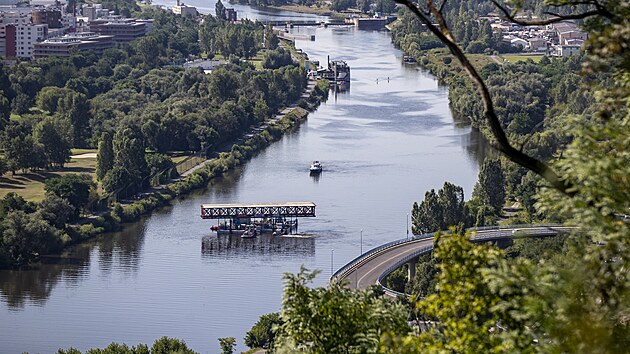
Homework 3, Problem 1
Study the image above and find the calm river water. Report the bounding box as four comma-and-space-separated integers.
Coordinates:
0, 4, 489, 353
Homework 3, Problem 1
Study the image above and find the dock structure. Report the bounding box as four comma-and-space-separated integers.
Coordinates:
201, 202, 316, 235
200, 202, 316, 219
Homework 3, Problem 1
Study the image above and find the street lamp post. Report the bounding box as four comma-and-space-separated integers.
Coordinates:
360, 229, 363, 254
407, 213, 409, 240
331, 249, 334, 277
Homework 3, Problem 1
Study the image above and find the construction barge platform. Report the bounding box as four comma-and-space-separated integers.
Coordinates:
200, 202, 316, 235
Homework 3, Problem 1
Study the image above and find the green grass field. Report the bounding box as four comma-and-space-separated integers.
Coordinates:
501, 54, 544, 63
0, 157, 97, 202
70, 148, 98, 155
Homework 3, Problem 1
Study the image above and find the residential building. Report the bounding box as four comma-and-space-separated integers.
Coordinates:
553, 22, 587, 44
225, 8, 237, 22
14, 23, 48, 58
555, 44, 581, 57
32, 9, 62, 28
510, 37, 528, 49
89, 18, 146, 43
172, 1, 197, 18
527, 38, 548, 52
33, 32, 114, 58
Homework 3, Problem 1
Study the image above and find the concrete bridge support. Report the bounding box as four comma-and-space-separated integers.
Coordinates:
407, 257, 418, 281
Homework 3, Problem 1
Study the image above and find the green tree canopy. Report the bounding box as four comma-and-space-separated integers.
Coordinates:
274, 267, 410, 353
44, 173, 95, 216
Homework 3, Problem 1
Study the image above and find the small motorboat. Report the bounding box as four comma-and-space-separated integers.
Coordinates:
403, 55, 417, 64
309, 161, 322, 173
241, 227, 257, 239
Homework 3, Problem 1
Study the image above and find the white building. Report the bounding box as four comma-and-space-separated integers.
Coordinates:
0, 10, 31, 57
172, 3, 197, 18
15, 24, 48, 58
510, 37, 528, 49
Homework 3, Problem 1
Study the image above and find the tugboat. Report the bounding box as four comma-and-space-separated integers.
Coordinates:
309, 161, 323, 173
317, 56, 350, 85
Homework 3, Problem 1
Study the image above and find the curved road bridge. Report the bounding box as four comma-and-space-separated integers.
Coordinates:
331, 225, 575, 296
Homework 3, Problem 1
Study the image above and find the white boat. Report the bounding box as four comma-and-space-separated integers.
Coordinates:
309, 161, 322, 173
241, 227, 257, 239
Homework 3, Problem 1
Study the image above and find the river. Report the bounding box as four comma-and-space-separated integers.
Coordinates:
0, 3, 489, 353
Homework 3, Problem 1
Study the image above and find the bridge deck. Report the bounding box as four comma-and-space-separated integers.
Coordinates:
335, 226, 574, 292
200, 202, 316, 219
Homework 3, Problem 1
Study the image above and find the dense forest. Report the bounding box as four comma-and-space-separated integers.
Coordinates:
0, 7, 314, 268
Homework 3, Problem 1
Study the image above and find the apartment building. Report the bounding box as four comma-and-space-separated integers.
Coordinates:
33, 31, 114, 58
14, 23, 48, 58
89, 18, 146, 43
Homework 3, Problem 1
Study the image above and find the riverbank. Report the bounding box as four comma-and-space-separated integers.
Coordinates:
267, 4, 333, 16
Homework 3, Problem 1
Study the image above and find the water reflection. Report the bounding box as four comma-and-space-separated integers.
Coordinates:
201, 233, 315, 257
0, 257, 88, 309
310, 171, 321, 183
0, 219, 147, 309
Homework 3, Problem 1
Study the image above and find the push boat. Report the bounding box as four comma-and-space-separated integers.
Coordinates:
309, 161, 322, 173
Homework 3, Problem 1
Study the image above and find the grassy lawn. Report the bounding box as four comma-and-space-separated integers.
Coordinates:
0, 157, 97, 202
70, 148, 98, 155
501, 54, 544, 63
422, 49, 493, 74
171, 154, 192, 164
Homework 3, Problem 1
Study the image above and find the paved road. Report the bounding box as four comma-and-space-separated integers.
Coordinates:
335, 225, 575, 291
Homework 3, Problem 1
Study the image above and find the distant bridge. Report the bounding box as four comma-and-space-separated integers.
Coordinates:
264, 20, 348, 27
331, 225, 576, 297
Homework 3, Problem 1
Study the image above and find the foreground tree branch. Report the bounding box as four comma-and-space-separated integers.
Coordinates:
395, 0, 575, 196
490, 0, 612, 26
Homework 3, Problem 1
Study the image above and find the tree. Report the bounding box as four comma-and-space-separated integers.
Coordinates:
472, 158, 505, 215
39, 192, 75, 228
215, 0, 226, 20
112, 125, 148, 190
150, 337, 196, 354
244, 312, 282, 349
0, 192, 36, 220
33, 116, 72, 169
381, 232, 536, 353
1, 122, 36, 173
0, 155, 7, 176
437, 181, 465, 229
102, 166, 132, 195
96, 132, 114, 181
411, 189, 443, 234
218, 337, 236, 354
2, 210, 62, 265
44, 173, 95, 217
274, 267, 409, 353
135, 37, 161, 68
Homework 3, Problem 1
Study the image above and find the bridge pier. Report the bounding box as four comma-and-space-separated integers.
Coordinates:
407, 257, 417, 281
